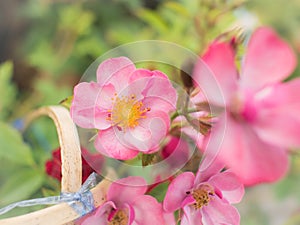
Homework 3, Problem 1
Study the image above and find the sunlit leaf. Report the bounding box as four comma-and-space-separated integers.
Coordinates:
59, 96, 73, 110
0, 168, 44, 206
0, 122, 34, 166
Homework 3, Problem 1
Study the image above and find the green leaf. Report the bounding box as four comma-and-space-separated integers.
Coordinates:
148, 181, 169, 202
0, 122, 34, 166
135, 9, 168, 34
59, 95, 73, 110
35, 79, 72, 106
0, 61, 16, 119
164, 2, 190, 18
0, 168, 44, 206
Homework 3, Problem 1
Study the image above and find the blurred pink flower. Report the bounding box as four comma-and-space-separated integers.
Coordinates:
79, 176, 164, 225
163, 160, 244, 225
161, 136, 191, 170
71, 57, 177, 160
194, 27, 299, 185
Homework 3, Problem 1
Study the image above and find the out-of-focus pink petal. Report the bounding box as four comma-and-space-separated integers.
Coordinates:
161, 136, 191, 171
193, 42, 238, 107
107, 176, 147, 206
181, 121, 204, 151
163, 172, 195, 212
96, 57, 136, 91
131, 195, 164, 225
204, 113, 289, 186
241, 27, 297, 90
202, 198, 240, 225
208, 170, 244, 204
254, 109, 300, 149
71, 82, 101, 129
124, 110, 170, 152
95, 128, 139, 160
255, 78, 300, 111
254, 79, 300, 148
181, 206, 203, 225
79, 201, 115, 225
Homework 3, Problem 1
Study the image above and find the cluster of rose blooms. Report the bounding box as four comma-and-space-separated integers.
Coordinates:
46, 27, 300, 225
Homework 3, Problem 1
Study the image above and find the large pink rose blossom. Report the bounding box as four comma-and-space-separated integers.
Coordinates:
71, 57, 177, 160
79, 176, 165, 225
163, 160, 244, 225
194, 27, 299, 185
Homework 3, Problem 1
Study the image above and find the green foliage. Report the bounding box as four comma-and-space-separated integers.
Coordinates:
148, 181, 170, 203
0, 169, 44, 206
0, 61, 17, 120
0, 122, 34, 166
35, 79, 71, 106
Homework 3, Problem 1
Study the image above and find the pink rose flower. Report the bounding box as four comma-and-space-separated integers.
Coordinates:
163, 160, 244, 225
194, 27, 299, 185
79, 176, 165, 225
71, 57, 177, 160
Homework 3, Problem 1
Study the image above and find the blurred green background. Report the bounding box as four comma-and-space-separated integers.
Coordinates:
0, 0, 300, 224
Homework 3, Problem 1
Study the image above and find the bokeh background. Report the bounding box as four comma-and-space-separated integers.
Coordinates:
0, 0, 300, 224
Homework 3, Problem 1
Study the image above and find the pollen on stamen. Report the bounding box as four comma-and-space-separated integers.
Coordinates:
108, 209, 128, 225
191, 185, 215, 209
106, 93, 149, 130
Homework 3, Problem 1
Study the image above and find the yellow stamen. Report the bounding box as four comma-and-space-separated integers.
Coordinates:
191, 185, 214, 209
106, 94, 150, 130
108, 210, 128, 225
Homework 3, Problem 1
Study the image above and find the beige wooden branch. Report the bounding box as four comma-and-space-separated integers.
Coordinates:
0, 106, 113, 225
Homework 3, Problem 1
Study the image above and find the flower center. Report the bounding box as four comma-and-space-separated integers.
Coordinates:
108, 210, 128, 225
190, 185, 214, 209
230, 91, 257, 123
107, 94, 150, 130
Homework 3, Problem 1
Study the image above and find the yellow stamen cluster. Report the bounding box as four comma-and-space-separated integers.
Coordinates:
108, 210, 128, 225
191, 185, 214, 209
107, 94, 150, 130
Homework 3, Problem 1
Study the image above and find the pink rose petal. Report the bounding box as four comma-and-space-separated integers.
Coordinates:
163, 172, 195, 212
71, 82, 102, 129
202, 197, 240, 225
107, 176, 147, 206
131, 195, 165, 225
208, 170, 244, 204
95, 128, 139, 160
96, 57, 136, 89
124, 110, 170, 152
